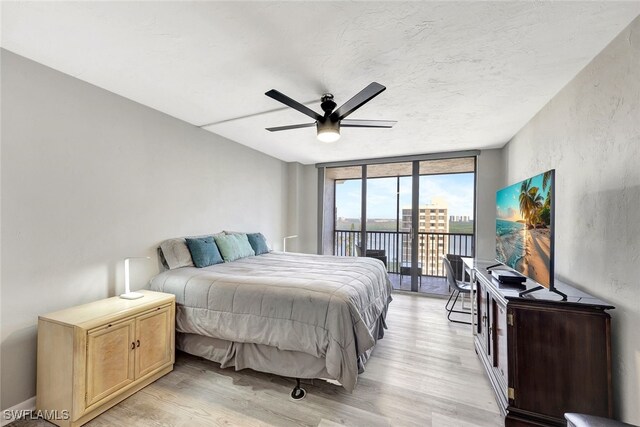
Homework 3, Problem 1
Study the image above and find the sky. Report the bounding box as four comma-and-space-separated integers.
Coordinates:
496, 172, 550, 221
335, 173, 475, 219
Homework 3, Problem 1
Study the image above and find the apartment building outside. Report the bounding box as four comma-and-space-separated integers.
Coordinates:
401, 201, 449, 275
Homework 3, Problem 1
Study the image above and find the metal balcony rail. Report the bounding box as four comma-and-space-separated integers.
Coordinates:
333, 230, 474, 277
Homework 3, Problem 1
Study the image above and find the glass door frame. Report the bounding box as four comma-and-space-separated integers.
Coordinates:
409, 161, 420, 292
320, 151, 479, 294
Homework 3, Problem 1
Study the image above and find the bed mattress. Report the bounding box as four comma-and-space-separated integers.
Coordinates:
149, 251, 392, 391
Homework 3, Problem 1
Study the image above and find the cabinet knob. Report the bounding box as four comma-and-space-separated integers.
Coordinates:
136, 339, 140, 348
131, 342, 135, 350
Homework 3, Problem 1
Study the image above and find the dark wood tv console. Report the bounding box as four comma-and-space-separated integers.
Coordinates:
464, 258, 614, 427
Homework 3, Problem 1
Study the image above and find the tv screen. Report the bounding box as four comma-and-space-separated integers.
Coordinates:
496, 169, 554, 288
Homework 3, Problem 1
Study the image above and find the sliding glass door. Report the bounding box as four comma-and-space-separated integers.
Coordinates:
415, 160, 476, 293
364, 162, 412, 279
334, 175, 361, 257
327, 156, 476, 295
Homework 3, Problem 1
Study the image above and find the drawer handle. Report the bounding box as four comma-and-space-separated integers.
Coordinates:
131, 342, 135, 350
136, 339, 141, 348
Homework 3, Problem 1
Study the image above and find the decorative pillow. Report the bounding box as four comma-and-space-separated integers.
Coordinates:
185, 236, 224, 268
225, 230, 273, 251
159, 232, 225, 269
159, 238, 195, 269
247, 233, 269, 255
214, 233, 255, 262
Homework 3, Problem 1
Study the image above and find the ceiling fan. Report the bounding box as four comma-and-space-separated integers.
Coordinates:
265, 82, 396, 143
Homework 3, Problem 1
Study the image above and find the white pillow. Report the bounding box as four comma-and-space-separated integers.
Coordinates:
159, 238, 194, 269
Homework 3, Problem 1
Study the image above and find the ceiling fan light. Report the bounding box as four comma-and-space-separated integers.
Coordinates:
317, 129, 340, 143
317, 121, 341, 143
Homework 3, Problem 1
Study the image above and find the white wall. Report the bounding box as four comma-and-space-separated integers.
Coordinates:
284, 163, 318, 255
285, 163, 303, 252
502, 16, 640, 424
0, 49, 289, 409
299, 164, 318, 254
475, 149, 504, 259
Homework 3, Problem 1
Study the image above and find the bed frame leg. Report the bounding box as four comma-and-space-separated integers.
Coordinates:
290, 378, 306, 401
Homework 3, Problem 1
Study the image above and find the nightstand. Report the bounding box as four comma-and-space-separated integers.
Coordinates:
36, 290, 175, 427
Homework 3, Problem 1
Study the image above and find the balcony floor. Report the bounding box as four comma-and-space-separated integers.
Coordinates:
388, 272, 450, 296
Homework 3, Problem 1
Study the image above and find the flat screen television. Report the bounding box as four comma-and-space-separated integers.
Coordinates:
495, 169, 564, 298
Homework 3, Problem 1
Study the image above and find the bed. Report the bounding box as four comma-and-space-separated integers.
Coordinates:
149, 249, 392, 392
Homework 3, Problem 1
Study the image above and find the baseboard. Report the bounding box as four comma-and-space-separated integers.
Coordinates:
1, 396, 36, 427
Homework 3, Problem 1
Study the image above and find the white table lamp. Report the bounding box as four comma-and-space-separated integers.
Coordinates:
283, 235, 298, 252
121, 256, 150, 300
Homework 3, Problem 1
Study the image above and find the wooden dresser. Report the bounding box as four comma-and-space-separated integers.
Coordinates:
37, 290, 175, 427
465, 259, 614, 427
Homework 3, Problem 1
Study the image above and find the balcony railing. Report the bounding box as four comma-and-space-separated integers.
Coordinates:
333, 230, 474, 277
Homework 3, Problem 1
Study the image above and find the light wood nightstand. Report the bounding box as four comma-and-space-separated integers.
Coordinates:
36, 290, 175, 427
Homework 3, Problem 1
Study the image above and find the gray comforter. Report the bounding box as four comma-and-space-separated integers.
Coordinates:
149, 251, 392, 391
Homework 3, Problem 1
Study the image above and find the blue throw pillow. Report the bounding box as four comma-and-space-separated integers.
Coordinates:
247, 233, 269, 255
185, 236, 224, 268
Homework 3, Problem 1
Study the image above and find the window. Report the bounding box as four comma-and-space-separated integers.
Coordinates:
323, 156, 476, 296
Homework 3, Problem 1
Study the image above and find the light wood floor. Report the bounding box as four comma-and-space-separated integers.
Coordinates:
13, 292, 502, 427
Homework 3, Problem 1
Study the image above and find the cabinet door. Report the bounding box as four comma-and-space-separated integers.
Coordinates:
86, 319, 136, 407
135, 305, 172, 378
507, 305, 612, 418
476, 280, 490, 355
492, 300, 508, 397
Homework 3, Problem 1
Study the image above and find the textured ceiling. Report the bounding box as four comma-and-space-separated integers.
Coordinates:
3, 2, 640, 164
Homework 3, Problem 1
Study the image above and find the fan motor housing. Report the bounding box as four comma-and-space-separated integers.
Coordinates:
320, 93, 337, 114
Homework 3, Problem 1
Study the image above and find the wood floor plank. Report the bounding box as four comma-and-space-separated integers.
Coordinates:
10, 292, 502, 426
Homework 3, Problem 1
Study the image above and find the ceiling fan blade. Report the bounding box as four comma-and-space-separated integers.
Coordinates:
330, 82, 386, 122
340, 119, 397, 128
265, 90, 323, 121
266, 123, 316, 132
